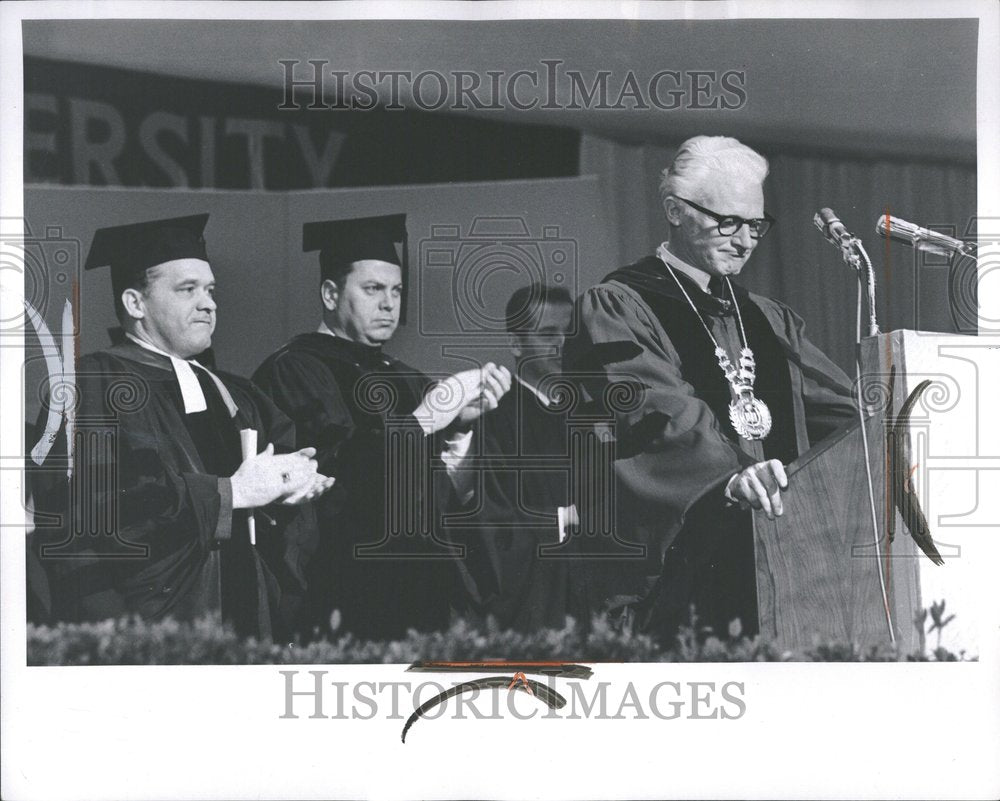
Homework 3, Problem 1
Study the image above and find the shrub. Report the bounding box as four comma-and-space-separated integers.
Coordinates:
26, 605, 972, 665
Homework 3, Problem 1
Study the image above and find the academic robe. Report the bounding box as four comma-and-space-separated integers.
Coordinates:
252, 332, 456, 641
454, 380, 591, 632
29, 342, 317, 641
565, 256, 856, 638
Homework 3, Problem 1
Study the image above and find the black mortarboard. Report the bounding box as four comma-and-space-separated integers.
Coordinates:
84, 214, 210, 295
302, 213, 408, 283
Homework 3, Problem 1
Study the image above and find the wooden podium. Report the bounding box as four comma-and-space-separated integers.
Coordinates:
752, 329, 983, 653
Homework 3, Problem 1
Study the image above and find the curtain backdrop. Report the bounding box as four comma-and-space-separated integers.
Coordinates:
580, 134, 977, 374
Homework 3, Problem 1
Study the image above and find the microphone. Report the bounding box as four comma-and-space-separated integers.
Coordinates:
875, 215, 968, 257
815, 208, 878, 334
813, 208, 855, 246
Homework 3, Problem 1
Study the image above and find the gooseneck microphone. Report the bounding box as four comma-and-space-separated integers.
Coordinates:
813, 206, 879, 337
813, 207, 856, 246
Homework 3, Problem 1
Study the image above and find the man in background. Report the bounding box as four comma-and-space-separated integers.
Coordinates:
253, 213, 510, 640
456, 283, 591, 632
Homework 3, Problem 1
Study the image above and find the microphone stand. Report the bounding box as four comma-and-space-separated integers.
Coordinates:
838, 233, 891, 641
813, 211, 893, 640
836, 234, 880, 338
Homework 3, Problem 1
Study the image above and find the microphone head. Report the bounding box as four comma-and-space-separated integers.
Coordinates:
875, 215, 963, 256
876, 215, 920, 242
814, 208, 845, 243
817, 208, 840, 226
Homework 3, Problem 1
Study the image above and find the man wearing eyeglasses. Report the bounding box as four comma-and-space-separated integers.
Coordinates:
566, 135, 855, 642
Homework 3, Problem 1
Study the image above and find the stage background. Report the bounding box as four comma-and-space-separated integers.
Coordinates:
20, 18, 979, 425
23, 178, 617, 423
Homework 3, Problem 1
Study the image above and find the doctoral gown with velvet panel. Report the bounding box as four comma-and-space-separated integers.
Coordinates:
253, 333, 456, 641
29, 342, 317, 641
453, 380, 594, 633
566, 257, 856, 639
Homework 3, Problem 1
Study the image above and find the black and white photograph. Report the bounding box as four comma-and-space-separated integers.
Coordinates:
2, 1, 998, 799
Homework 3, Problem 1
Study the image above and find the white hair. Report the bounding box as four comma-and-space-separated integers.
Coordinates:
658, 136, 769, 212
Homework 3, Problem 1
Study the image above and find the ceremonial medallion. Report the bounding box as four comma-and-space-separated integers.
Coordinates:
729, 393, 772, 440
658, 252, 773, 444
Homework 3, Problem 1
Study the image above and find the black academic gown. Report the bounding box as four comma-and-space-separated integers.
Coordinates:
253, 332, 455, 641
566, 257, 856, 639
29, 342, 317, 641
454, 380, 591, 632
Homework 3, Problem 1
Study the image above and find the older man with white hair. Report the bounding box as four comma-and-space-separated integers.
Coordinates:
567, 135, 856, 641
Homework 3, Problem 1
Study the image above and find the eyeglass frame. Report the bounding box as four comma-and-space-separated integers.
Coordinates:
673, 196, 776, 240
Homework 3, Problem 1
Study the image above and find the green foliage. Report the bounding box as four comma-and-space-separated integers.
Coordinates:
914, 598, 964, 661
27, 604, 972, 665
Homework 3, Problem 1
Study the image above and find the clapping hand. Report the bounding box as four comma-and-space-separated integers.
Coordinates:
413, 363, 512, 433
456, 362, 512, 424
231, 444, 335, 509
280, 470, 336, 505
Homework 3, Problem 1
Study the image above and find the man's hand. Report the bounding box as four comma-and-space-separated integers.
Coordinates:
230, 444, 333, 509
413, 363, 512, 433
280, 472, 336, 505
725, 459, 788, 520
456, 362, 512, 424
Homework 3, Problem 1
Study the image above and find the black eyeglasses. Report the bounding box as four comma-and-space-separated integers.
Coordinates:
675, 196, 776, 240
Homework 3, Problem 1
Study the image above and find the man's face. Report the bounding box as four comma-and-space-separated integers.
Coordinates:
329, 260, 402, 345
510, 299, 574, 383
669, 170, 765, 280
134, 258, 216, 359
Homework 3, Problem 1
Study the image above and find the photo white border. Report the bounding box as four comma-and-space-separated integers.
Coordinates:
2, 2, 998, 799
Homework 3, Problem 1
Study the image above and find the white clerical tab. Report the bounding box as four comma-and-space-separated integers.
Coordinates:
173, 357, 208, 413
126, 334, 238, 417
190, 360, 239, 418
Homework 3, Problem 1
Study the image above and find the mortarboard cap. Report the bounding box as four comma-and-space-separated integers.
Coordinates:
302, 213, 408, 283
85, 214, 210, 296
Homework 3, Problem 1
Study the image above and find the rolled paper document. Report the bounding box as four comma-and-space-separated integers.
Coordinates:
239, 428, 258, 545
557, 504, 580, 543
62, 299, 76, 476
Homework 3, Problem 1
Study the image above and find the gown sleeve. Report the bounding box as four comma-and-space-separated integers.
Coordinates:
762, 299, 857, 446
234, 377, 320, 634
566, 283, 757, 551
30, 355, 232, 621
252, 349, 426, 476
